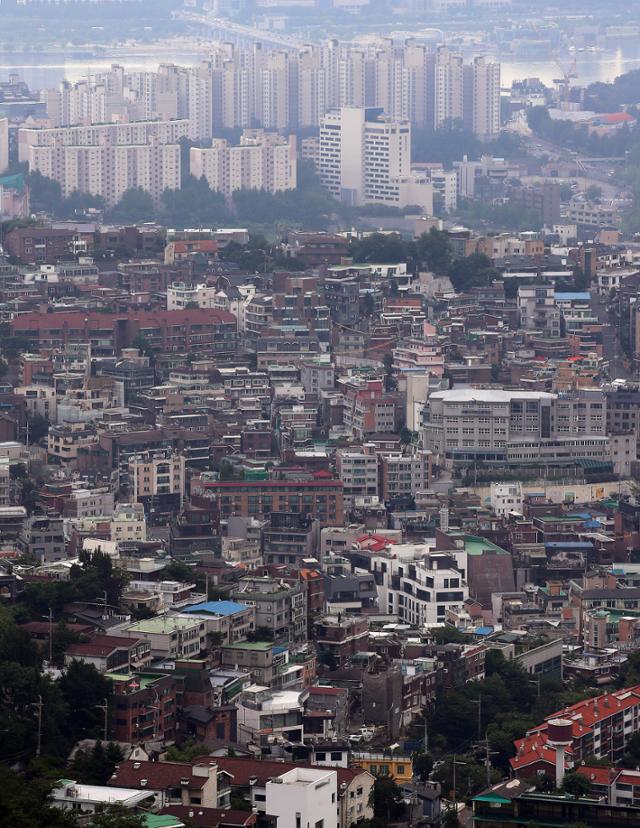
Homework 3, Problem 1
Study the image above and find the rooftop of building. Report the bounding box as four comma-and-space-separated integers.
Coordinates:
181, 600, 250, 617
429, 388, 556, 402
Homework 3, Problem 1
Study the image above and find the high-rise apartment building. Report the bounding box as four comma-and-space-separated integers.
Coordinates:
39, 43, 500, 139
0, 118, 9, 174
19, 120, 186, 204
431, 46, 464, 129
464, 56, 501, 140
190, 130, 296, 198
318, 107, 433, 211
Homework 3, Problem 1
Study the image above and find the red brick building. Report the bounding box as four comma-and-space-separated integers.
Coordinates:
110, 671, 178, 744
10, 308, 237, 357
4, 225, 74, 264
191, 476, 344, 527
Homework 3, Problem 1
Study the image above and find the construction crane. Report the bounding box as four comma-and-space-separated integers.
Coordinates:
552, 53, 578, 108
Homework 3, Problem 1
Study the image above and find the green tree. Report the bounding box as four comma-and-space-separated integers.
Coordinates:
51, 621, 84, 668
62, 190, 106, 216
415, 228, 453, 274
351, 232, 407, 264
562, 772, 592, 798
585, 185, 602, 202
166, 741, 210, 762
69, 741, 124, 785
59, 661, 112, 743
90, 806, 147, 827
107, 187, 155, 224
27, 170, 63, 215
27, 413, 50, 443
448, 253, 499, 292
160, 174, 230, 228
442, 805, 461, 828
0, 764, 78, 827
371, 775, 406, 821
412, 751, 434, 782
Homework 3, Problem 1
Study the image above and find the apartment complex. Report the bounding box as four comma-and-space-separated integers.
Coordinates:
190, 130, 297, 198
19, 120, 187, 204
318, 107, 433, 210
40, 44, 500, 136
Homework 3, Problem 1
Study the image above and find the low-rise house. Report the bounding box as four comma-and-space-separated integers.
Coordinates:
65, 634, 152, 672
109, 616, 206, 659
180, 600, 255, 645
109, 760, 232, 809
215, 757, 373, 828
51, 779, 156, 814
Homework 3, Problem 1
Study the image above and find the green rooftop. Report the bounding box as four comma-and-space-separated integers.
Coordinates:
447, 533, 509, 555
143, 816, 184, 828
104, 672, 164, 688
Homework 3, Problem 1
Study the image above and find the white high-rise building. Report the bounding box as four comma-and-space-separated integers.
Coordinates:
38, 44, 501, 140
465, 56, 501, 140
20, 120, 185, 204
431, 46, 464, 129
191, 130, 296, 198
318, 106, 433, 212
0, 118, 8, 174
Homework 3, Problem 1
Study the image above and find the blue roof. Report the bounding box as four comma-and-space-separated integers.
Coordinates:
554, 291, 591, 301
273, 645, 288, 654
182, 600, 250, 617
475, 626, 494, 636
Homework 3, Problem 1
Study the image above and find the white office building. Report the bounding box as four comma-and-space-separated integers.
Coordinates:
318, 107, 433, 211
423, 388, 613, 470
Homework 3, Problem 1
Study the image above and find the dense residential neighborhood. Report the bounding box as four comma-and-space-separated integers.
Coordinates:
5, 1, 640, 826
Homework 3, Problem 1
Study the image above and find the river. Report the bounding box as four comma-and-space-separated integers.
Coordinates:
1, 40, 640, 91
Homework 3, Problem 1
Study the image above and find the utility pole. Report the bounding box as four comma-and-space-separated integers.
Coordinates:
472, 696, 482, 741
35, 695, 43, 758
484, 737, 498, 789
95, 699, 109, 742
452, 756, 466, 806
423, 712, 428, 754
47, 607, 53, 664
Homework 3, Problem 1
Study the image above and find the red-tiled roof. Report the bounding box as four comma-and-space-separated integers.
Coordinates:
542, 685, 640, 729
158, 807, 255, 828
215, 756, 366, 790
109, 760, 218, 790
578, 766, 618, 786
21, 621, 93, 635
510, 731, 573, 772
307, 686, 346, 696
511, 686, 640, 772
11, 308, 236, 331
598, 112, 635, 124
